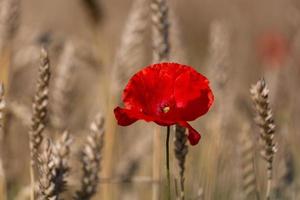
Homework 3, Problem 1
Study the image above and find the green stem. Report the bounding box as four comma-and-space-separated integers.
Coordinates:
166, 126, 171, 200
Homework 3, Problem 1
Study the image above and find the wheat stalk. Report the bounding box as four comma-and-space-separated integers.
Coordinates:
29, 47, 51, 161
51, 131, 72, 195
239, 124, 259, 200
174, 125, 188, 200
0, 82, 7, 200
151, 0, 171, 198
207, 20, 231, 93
29, 47, 51, 200
50, 41, 76, 131
250, 78, 277, 200
37, 132, 71, 200
0, 0, 20, 92
0, 83, 5, 141
111, 0, 149, 94
104, 0, 149, 198
37, 139, 54, 200
74, 114, 104, 200
169, 10, 187, 63
151, 0, 170, 62
201, 20, 231, 200
0, 0, 20, 50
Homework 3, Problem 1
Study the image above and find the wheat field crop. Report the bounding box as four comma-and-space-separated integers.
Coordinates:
0, 0, 300, 199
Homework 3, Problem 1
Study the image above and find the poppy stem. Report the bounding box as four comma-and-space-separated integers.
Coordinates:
166, 126, 171, 199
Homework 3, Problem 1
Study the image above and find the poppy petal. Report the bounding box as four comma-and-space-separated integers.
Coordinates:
174, 66, 214, 121
178, 121, 201, 145
114, 107, 138, 126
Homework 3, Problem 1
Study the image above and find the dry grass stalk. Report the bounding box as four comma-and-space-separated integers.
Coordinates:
80, 0, 103, 25
151, 0, 170, 62
174, 125, 188, 200
74, 114, 104, 200
0, 83, 7, 200
50, 42, 76, 131
0, 0, 20, 50
151, 0, 170, 198
29, 47, 51, 200
239, 124, 258, 200
250, 78, 277, 200
38, 132, 71, 200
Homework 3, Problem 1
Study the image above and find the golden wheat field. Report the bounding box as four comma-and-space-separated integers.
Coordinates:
0, 0, 300, 199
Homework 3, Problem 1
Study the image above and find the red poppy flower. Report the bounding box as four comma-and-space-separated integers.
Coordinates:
114, 62, 214, 145
257, 32, 289, 67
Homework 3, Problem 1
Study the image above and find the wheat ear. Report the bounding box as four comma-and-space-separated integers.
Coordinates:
174, 125, 188, 200
112, 0, 149, 94
74, 114, 104, 200
38, 132, 71, 200
151, 0, 170, 62
50, 42, 76, 131
52, 131, 72, 195
37, 139, 54, 200
239, 124, 259, 199
29, 47, 51, 200
250, 78, 277, 200
207, 20, 231, 94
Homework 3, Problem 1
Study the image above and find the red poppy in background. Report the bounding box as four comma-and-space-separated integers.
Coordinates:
114, 62, 214, 145
257, 31, 289, 67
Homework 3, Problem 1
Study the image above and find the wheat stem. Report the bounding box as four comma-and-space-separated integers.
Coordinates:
250, 78, 277, 200
29, 47, 51, 200
37, 132, 71, 200
74, 114, 104, 200
50, 41, 76, 131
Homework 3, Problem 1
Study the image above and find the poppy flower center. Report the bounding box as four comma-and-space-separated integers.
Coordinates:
162, 106, 170, 113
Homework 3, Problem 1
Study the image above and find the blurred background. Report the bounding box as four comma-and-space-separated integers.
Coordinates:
0, 0, 300, 199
